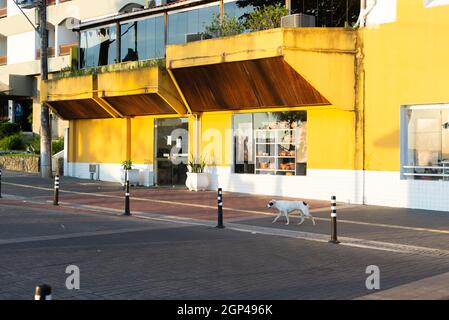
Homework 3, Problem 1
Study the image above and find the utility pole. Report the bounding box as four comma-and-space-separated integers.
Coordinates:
38, 0, 52, 178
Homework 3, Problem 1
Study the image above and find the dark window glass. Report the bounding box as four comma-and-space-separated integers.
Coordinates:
80, 26, 117, 68
224, 1, 253, 20
121, 15, 165, 62
168, 4, 219, 45
234, 113, 254, 174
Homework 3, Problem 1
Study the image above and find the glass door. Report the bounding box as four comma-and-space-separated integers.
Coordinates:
155, 118, 189, 186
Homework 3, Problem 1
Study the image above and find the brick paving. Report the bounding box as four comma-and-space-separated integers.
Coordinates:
1, 170, 449, 299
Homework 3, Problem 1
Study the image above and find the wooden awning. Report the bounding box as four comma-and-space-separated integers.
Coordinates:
171, 57, 329, 112
42, 66, 187, 120
167, 28, 357, 111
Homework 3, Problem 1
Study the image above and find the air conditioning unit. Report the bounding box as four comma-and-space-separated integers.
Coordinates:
89, 164, 100, 180
17, 0, 37, 9
185, 33, 212, 43
281, 14, 316, 28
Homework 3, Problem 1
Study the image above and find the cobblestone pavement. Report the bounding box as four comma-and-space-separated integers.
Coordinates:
1, 170, 449, 299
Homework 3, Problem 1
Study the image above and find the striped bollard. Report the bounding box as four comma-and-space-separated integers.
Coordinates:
329, 195, 340, 244
53, 175, 59, 206
34, 284, 52, 300
216, 188, 224, 229
123, 171, 131, 216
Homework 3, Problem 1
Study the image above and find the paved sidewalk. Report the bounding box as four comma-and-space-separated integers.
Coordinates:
2, 170, 449, 299
3, 170, 449, 253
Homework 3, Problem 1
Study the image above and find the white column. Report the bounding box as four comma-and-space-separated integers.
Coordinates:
55, 24, 60, 57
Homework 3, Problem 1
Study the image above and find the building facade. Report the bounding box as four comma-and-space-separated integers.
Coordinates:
17, 0, 449, 211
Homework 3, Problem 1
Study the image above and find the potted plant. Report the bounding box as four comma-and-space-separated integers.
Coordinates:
185, 156, 210, 191
121, 160, 140, 186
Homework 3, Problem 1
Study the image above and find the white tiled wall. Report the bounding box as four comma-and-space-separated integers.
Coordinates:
66, 162, 154, 186
364, 170, 449, 211
206, 166, 365, 204
65, 162, 449, 211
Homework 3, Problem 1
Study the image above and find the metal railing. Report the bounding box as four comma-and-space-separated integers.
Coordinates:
403, 164, 449, 180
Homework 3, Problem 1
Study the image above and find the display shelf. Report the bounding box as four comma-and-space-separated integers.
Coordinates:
255, 128, 298, 175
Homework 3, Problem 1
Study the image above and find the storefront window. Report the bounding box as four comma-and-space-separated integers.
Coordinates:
80, 25, 117, 68
402, 104, 449, 180
121, 15, 165, 62
233, 111, 307, 176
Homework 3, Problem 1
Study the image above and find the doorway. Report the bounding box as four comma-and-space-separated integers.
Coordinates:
154, 117, 189, 186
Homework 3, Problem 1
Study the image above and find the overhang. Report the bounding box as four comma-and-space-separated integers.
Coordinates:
42, 64, 187, 120
166, 28, 358, 111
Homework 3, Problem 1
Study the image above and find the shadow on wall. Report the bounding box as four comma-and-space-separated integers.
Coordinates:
373, 128, 400, 149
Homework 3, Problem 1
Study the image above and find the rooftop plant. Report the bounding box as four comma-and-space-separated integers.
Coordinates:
54, 58, 166, 80
244, 4, 288, 32
203, 13, 245, 38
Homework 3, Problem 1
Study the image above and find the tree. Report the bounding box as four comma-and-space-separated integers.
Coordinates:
237, 0, 360, 27
204, 13, 245, 38
245, 4, 288, 32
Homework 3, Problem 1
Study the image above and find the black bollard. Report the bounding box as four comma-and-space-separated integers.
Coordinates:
53, 175, 59, 206
216, 188, 224, 229
0, 169, 2, 198
329, 195, 340, 244
123, 174, 131, 216
34, 284, 52, 300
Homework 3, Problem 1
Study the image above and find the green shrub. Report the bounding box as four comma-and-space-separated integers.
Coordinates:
0, 121, 21, 139
204, 13, 245, 38
244, 4, 288, 32
27, 134, 41, 154
52, 137, 64, 155
0, 134, 26, 151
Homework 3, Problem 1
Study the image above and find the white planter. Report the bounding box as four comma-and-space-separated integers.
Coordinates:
186, 172, 210, 191
121, 169, 140, 186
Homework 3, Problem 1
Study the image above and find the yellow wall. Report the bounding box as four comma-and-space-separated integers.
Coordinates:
69, 114, 191, 164
199, 106, 355, 170
200, 112, 233, 166
308, 108, 355, 170
130, 116, 154, 165
69, 118, 127, 163
362, 0, 449, 171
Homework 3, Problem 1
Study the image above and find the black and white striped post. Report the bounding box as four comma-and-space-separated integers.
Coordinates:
216, 188, 224, 229
123, 170, 131, 216
53, 175, 59, 206
329, 195, 340, 244
34, 284, 52, 300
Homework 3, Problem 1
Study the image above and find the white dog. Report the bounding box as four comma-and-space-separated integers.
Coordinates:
267, 200, 316, 226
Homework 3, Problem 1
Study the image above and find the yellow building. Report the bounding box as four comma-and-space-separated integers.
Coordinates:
41, 0, 449, 211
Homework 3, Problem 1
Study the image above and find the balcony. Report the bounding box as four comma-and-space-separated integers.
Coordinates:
36, 47, 56, 60
166, 27, 358, 112
42, 60, 187, 120
59, 42, 77, 56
